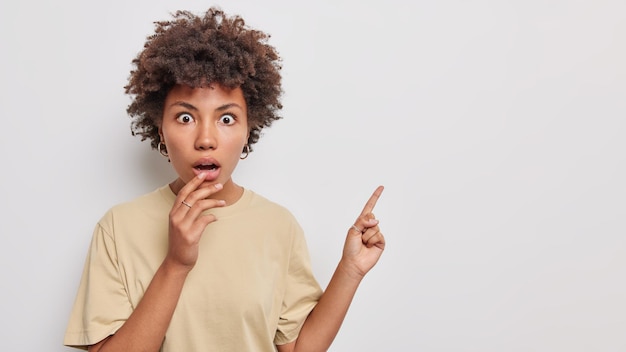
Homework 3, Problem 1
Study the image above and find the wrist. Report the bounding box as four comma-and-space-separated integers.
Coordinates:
337, 258, 366, 282
161, 257, 194, 278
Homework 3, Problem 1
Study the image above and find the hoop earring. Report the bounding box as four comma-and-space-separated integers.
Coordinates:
240, 144, 250, 160
158, 142, 169, 157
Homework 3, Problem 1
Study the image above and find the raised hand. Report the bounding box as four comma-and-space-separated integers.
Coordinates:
341, 185, 385, 278
166, 173, 225, 270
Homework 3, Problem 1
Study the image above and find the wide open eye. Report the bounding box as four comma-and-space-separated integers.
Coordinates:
176, 113, 194, 124
219, 114, 236, 126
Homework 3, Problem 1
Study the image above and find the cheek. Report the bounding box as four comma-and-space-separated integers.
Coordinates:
161, 127, 188, 149
226, 127, 248, 148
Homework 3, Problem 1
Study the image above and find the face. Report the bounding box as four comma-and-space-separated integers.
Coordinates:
160, 84, 249, 202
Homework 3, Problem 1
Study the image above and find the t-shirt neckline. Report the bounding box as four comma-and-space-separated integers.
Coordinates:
158, 184, 252, 216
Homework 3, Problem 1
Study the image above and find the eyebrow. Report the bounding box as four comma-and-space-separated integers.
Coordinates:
171, 101, 198, 111
215, 103, 244, 112
169, 101, 244, 112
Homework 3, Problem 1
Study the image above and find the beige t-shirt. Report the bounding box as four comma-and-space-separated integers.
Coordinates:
64, 185, 322, 351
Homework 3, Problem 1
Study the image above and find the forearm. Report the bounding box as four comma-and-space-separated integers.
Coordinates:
293, 260, 363, 352
93, 259, 190, 352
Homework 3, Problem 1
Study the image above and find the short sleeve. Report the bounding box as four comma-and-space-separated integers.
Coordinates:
274, 221, 323, 345
63, 215, 133, 349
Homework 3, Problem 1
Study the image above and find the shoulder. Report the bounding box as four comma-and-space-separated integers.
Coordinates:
245, 189, 296, 220
235, 189, 304, 237
99, 185, 172, 227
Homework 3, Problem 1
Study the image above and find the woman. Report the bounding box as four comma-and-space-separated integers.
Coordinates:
64, 7, 385, 352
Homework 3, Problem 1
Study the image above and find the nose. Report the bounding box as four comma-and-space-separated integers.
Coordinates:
194, 122, 216, 150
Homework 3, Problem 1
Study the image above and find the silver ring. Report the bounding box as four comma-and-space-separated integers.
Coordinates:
181, 200, 192, 208
351, 225, 363, 233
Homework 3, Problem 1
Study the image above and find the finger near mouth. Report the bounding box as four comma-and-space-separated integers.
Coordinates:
193, 164, 221, 181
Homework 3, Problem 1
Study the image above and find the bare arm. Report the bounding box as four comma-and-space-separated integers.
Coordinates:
89, 173, 224, 352
278, 186, 386, 352
88, 259, 189, 352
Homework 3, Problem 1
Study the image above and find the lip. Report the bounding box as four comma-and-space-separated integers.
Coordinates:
192, 157, 221, 181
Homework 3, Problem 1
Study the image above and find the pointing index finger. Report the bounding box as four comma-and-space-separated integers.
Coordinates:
360, 185, 384, 216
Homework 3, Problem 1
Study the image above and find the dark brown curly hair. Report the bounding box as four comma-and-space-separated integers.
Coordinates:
125, 7, 283, 152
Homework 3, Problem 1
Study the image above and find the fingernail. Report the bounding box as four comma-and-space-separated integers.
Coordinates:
214, 183, 223, 190
197, 172, 206, 179
218, 200, 226, 205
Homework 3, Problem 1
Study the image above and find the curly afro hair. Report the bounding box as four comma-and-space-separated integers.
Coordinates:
125, 7, 283, 152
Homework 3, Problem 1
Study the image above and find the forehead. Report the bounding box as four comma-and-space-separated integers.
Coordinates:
165, 84, 246, 109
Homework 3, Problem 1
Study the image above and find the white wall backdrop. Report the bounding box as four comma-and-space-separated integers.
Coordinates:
1, 0, 625, 351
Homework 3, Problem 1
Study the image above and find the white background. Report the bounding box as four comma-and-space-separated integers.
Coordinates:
1, 0, 625, 351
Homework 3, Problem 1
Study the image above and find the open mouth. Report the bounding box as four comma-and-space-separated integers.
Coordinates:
194, 163, 219, 171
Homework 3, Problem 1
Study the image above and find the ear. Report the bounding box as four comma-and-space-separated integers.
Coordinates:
158, 127, 164, 143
